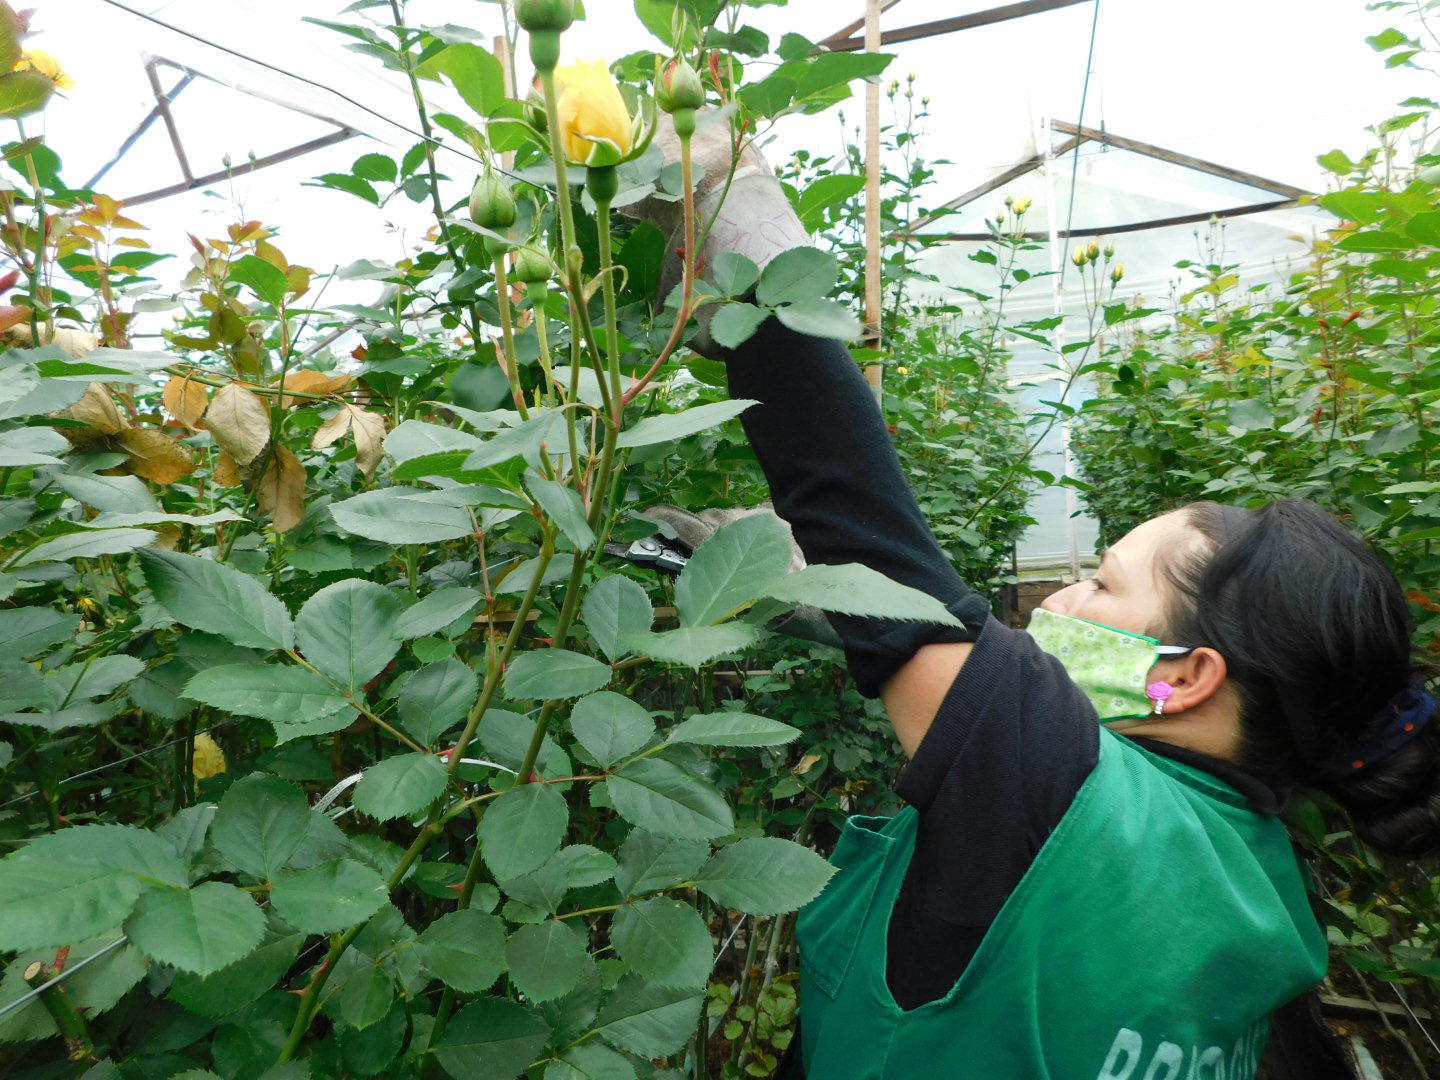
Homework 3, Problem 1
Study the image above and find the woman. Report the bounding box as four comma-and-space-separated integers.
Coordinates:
640, 112, 1440, 1078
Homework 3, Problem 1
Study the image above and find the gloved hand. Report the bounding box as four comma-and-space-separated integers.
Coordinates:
608, 502, 842, 648
621, 107, 810, 308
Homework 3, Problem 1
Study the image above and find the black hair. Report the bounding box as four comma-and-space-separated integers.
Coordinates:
1161, 499, 1440, 858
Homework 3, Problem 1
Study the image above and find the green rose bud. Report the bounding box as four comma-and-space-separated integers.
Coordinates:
513, 245, 554, 285
468, 170, 517, 231
514, 0, 574, 34
657, 57, 704, 115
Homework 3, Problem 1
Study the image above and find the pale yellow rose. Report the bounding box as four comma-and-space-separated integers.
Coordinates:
193, 732, 227, 782
14, 49, 73, 91
554, 59, 634, 167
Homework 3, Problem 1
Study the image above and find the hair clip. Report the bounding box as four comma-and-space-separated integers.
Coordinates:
1146, 681, 1174, 717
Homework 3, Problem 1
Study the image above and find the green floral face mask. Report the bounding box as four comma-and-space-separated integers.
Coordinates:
1026, 607, 1191, 723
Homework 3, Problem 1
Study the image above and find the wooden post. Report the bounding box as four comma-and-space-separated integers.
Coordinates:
862, 0, 885, 399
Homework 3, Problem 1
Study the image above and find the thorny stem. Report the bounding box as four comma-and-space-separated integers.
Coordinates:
620, 128, 699, 407
492, 254, 531, 420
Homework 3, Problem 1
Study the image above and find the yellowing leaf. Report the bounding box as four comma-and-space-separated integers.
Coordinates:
348, 406, 387, 482
55, 382, 128, 443
114, 427, 197, 485
257, 444, 306, 533
153, 524, 183, 551
213, 451, 243, 487
285, 266, 312, 297
311, 407, 352, 450
204, 384, 271, 470
279, 369, 351, 409
162, 375, 208, 430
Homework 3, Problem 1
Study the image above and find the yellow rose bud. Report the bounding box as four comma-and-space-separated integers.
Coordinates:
13, 49, 72, 91
1071, 245, 1088, 266
1104, 241, 1115, 259
896, 366, 909, 375
192, 733, 227, 782
555, 59, 635, 167
1111, 263, 1125, 283
1013, 195, 1032, 215
1087, 240, 1099, 260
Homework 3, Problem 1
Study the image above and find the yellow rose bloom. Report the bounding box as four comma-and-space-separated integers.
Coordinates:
192, 732, 227, 782
13, 49, 73, 91
554, 59, 634, 167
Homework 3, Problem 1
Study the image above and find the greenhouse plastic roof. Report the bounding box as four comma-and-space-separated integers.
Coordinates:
33, 0, 1440, 565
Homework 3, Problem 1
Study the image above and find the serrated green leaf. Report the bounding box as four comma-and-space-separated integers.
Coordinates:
545, 1043, 637, 1080
0, 862, 140, 950
415, 909, 507, 993
124, 882, 266, 975
710, 252, 760, 297
184, 664, 349, 733
570, 691, 655, 767
613, 830, 709, 898
434, 996, 549, 1080
14, 527, 156, 567
394, 588, 483, 639
582, 575, 652, 661
606, 759, 733, 840
666, 711, 800, 747
505, 648, 611, 700
139, 550, 294, 651
168, 921, 303, 1018
594, 975, 703, 1058
353, 753, 448, 821
759, 563, 965, 625
526, 474, 596, 550
708, 302, 769, 349
336, 963, 395, 1031
229, 254, 290, 307
756, 247, 838, 306
674, 513, 793, 626
330, 486, 474, 544
209, 773, 313, 880
479, 782, 568, 879
10, 822, 188, 886
269, 859, 389, 934
611, 898, 713, 989
0, 606, 79, 658
774, 296, 861, 340
398, 659, 477, 746
505, 920, 587, 1002
294, 578, 403, 691
696, 837, 836, 915
623, 623, 759, 667
616, 399, 758, 449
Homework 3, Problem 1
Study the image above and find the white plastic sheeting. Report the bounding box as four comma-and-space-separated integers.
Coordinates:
30, 0, 1440, 564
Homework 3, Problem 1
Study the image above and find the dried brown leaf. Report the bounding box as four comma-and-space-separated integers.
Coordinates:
212, 451, 243, 487
204, 384, 271, 470
54, 382, 128, 445
310, 407, 352, 451
162, 375, 208, 430
257, 444, 306, 533
113, 427, 197, 485
151, 524, 183, 551
347, 405, 387, 482
278, 369, 352, 409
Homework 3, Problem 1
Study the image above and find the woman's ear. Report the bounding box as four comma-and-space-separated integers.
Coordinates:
1154, 647, 1228, 715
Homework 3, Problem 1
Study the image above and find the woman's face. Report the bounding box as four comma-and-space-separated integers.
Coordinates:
1037, 513, 1197, 638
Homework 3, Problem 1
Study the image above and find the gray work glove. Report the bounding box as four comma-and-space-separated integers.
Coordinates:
621, 108, 810, 312
635, 503, 841, 649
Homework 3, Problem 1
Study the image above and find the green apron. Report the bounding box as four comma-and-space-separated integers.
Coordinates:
794, 731, 1327, 1079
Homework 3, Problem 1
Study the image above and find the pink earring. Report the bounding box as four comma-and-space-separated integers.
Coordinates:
1146, 681, 1174, 716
